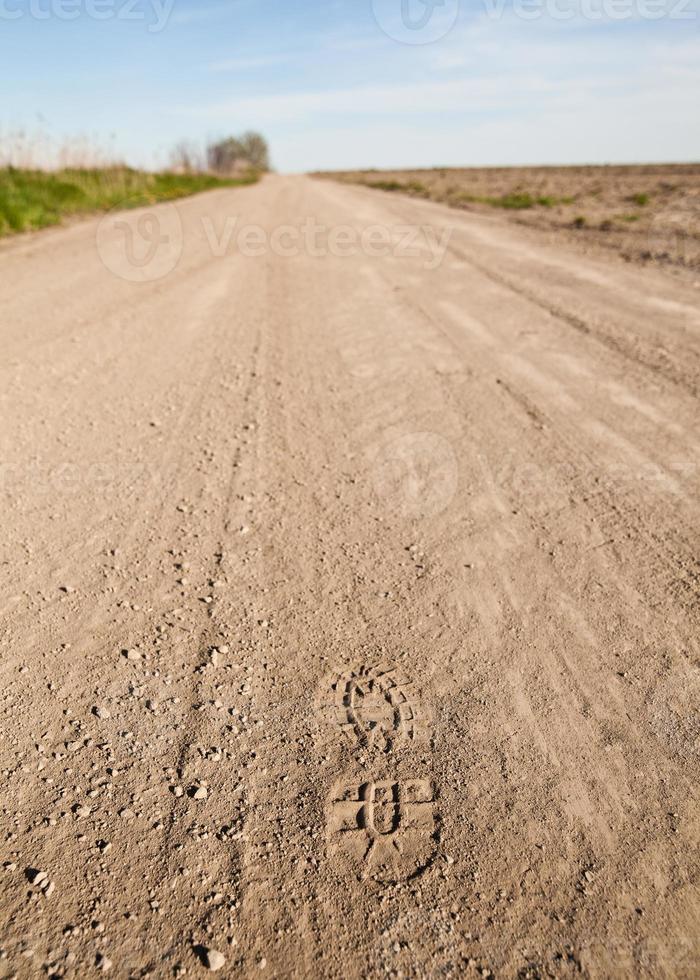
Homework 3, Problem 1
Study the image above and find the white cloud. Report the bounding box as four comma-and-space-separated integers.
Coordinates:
176, 76, 564, 123
169, 8, 700, 169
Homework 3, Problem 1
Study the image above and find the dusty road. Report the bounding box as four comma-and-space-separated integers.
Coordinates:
1, 175, 699, 978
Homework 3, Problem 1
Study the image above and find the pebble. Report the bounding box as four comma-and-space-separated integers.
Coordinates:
96, 953, 112, 972
28, 870, 55, 897
123, 649, 141, 662
191, 785, 208, 801
93, 706, 111, 720
202, 948, 225, 972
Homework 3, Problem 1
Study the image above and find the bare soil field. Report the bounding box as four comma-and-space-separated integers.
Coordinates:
1, 175, 699, 978
317, 164, 700, 280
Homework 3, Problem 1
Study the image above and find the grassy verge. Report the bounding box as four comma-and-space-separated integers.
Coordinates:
359, 178, 576, 211
0, 167, 259, 237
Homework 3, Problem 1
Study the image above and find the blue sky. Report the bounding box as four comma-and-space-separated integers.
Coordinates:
1, 0, 698, 171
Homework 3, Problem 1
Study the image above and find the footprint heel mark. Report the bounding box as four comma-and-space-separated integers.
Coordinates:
328, 779, 439, 882
332, 664, 423, 750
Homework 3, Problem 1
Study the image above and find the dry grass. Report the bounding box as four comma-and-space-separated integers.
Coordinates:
0, 167, 259, 237
0, 130, 260, 237
316, 164, 700, 274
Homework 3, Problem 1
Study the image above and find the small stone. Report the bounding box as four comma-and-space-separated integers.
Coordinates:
191, 785, 208, 801
28, 870, 48, 886
202, 948, 225, 972
96, 952, 112, 972
123, 649, 141, 661
93, 706, 111, 719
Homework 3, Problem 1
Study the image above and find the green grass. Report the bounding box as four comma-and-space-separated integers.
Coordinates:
366, 179, 405, 192
357, 176, 581, 213
0, 166, 259, 237
366, 178, 429, 196
448, 190, 479, 204
487, 192, 577, 210
491, 192, 538, 210
630, 192, 650, 207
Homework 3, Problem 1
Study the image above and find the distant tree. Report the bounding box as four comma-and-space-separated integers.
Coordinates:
238, 131, 270, 171
170, 140, 204, 173
207, 138, 239, 175
207, 131, 270, 175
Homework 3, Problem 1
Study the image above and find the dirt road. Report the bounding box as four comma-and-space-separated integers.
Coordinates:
1, 175, 699, 979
